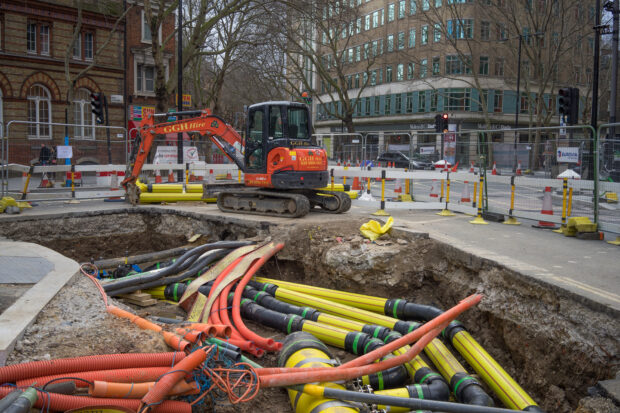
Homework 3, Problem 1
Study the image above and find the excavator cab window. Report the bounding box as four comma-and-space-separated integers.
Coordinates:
287, 107, 310, 140
246, 107, 266, 171
269, 106, 284, 139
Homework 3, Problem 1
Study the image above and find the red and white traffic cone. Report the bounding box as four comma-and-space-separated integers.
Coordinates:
208, 169, 215, 184
534, 186, 558, 229
337, 159, 341, 166
167, 169, 175, 183
430, 179, 439, 199
516, 161, 523, 176
469, 161, 475, 173
226, 170, 232, 180
460, 181, 471, 203
107, 170, 122, 200
394, 178, 402, 193
155, 169, 163, 184
352, 176, 362, 190
492, 162, 498, 175
39, 172, 51, 188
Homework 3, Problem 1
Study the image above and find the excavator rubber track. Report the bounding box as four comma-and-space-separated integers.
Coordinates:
217, 189, 311, 218
298, 190, 352, 214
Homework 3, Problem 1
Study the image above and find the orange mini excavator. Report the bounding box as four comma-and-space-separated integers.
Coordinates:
121, 101, 350, 218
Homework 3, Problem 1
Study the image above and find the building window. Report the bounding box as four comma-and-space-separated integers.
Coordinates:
387, 34, 394, 52
365, 98, 370, 115
479, 56, 489, 75
85, 32, 93, 60
27, 22, 50, 55
385, 95, 392, 115
447, 19, 474, 39
73, 33, 82, 59
386, 65, 393, 82
137, 64, 155, 92
395, 94, 402, 113
493, 90, 503, 112
480, 21, 490, 40
433, 23, 441, 42
407, 62, 415, 79
370, 70, 377, 86
399, 0, 406, 18
422, 0, 430, 11
374, 96, 380, 115
373, 10, 380, 28
406, 92, 413, 113
519, 92, 529, 114
398, 32, 405, 49
494, 58, 504, 76
418, 92, 426, 112
388, 3, 395, 21
420, 58, 428, 78
432, 57, 440, 75
355, 74, 360, 88
27, 84, 52, 139
421, 25, 428, 44
430, 90, 438, 112
73, 88, 95, 139
410, 0, 417, 14
365, 15, 371, 30
141, 11, 161, 43
445, 55, 471, 74
408, 28, 416, 47
397, 63, 404, 81
444, 88, 471, 111
496, 23, 507, 40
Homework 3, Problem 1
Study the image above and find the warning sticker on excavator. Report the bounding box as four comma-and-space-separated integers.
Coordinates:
290, 151, 297, 160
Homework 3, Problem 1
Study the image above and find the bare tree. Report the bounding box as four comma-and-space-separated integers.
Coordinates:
276, 0, 377, 133
64, 0, 131, 124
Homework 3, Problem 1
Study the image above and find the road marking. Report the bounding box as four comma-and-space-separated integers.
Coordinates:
545, 274, 620, 303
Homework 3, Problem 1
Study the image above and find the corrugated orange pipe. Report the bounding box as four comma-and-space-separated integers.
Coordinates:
0, 352, 186, 383
16, 367, 172, 388
89, 379, 198, 398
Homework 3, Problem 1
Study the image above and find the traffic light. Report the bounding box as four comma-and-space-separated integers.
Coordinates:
434, 114, 442, 132
558, 87, 579, 125
441, 113, 449, 132
91, 92, 105, 124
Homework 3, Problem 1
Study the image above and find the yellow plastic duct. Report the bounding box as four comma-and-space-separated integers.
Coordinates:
142, 183, 204, 193
452, 330, 538, 411
254, 276, 387, 313
373, 387, 416, 413
138, 192, 217, 204
281, 332, 358, 413
424, 338, 466, 382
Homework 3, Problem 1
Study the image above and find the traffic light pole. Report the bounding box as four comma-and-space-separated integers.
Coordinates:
177, 0, 184, 182
591, 0, 601, 182
513, 35, 523, 173
104, 94, 111, 164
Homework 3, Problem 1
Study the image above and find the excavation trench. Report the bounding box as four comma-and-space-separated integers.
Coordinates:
0, 210, 617, 413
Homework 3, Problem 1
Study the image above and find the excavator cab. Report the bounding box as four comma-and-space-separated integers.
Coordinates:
244, 102, 313, 174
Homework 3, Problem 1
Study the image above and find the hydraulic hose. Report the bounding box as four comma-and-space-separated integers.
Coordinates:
16, 367, 173, 388
0, 352, 186, 383
103, 241, 252, 292
106, 249, 230, 296
278, 332, 358, 413
0, 386, 191, 413
256, 277, 542, 412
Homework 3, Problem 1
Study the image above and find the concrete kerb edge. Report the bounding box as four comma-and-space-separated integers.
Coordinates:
0, 244, 79, 366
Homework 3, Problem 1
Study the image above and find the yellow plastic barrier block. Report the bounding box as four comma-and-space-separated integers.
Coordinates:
605, 192, 618, 203
567, 217, 597, 233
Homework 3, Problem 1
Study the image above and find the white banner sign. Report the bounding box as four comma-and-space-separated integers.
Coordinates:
420, 146, 435, 154
556, 147, 579, 163
154, 146, 200, 164
56, 145, 73, 158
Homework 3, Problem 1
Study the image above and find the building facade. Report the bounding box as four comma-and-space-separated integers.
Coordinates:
309, 0, 596, 166
0, 0, 176, 165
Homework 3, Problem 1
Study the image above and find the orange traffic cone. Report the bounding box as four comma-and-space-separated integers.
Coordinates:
226, 170, 232, 180
208, 169, 215, 184
533, 187, 558, 229
460, 181, 471, 203
491, 162, 498, 175
469, 161, 475, 173
450, 162, 459, 172
516, 161, 523, 176
352, 176, 362, 190
167, 169, 175, 183
39, 172, 51, 188
155, 169, 163, 184
337, 159, 341, 166
394, 178, 402, 193
430, 179, 439, 199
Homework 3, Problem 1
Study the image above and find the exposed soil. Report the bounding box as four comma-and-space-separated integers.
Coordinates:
3, 212, 618, 413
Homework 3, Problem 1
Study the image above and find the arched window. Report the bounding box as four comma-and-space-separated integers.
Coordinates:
73, 88, 95, 139
27, 84, 52, 139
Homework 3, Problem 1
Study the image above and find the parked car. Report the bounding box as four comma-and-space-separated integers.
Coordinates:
376, 151, 433, 169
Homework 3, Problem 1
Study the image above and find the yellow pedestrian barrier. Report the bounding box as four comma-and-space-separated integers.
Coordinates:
503, 176, 521, 225
372, 170, 390, 216
470, 175, 488, 225
437, 174, 455, 217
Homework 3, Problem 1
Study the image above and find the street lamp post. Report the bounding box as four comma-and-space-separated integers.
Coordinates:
513, 34, 523, 173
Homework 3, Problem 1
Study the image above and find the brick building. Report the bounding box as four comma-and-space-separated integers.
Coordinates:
0, 0, 176, 166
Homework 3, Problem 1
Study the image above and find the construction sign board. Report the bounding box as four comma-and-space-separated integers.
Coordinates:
154, 146, 200, 164
557, 147, 579, 163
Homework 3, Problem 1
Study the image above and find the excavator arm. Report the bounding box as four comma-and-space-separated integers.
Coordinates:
121, 109, 245, 190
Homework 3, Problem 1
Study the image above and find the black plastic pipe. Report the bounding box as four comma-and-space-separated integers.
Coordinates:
94, 245, 191, 269
103, 241, 252, 292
